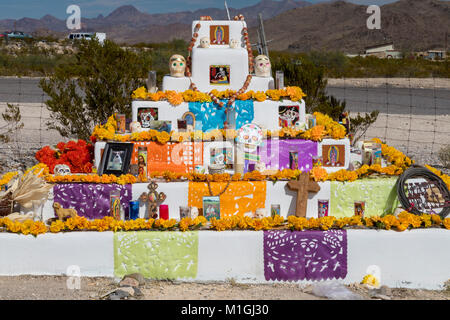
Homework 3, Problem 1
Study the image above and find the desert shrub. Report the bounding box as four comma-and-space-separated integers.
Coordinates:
39, 39, 151, 141
438, 145, 450, 168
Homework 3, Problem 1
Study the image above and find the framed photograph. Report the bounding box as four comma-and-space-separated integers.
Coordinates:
98, 142, 134, 176
203, 196, 220, 221
210, 65, 230, 85
182, 111, 196, 131
210, 25, 229, 45
279, 105, 300, 128
148, 120, 172, 133
204, 141, 234, 174
137, 107, 158, 128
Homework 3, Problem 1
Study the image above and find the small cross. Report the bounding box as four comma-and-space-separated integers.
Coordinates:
287, 172, 321, 217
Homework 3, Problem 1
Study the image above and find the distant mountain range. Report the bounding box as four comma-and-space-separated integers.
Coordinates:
0, 0, 449, 53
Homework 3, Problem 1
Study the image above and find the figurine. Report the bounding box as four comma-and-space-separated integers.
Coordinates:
54, 164, 71, 176
254, 55, 271, 77
229, 39, 240, 49
130, 121, 145, 133
53, 202, 78, 220
139, 181, 167, 219
169, 54, 186, 78
199, 37, 210, 48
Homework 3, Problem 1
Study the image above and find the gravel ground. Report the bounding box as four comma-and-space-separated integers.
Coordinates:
0, 276, 448, 300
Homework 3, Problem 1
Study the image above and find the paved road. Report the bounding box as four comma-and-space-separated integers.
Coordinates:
0, 77, 449, 116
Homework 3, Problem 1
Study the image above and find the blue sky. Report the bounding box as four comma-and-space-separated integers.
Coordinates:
0, 0, 431, 20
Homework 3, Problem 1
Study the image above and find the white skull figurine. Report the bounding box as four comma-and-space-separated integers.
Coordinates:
199, 37, 210, 48
254, 55, 271, 77
169, 54, 186, 78
130, 121, 144, 133
229, 39, 240, 49
254, 208, 267, 219
255, 162, 266, 172
54, 164, 71, 176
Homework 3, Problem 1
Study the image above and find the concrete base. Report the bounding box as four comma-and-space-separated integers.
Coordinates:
0, 229, 448, 289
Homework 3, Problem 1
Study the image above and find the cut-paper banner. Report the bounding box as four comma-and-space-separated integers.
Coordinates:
114, 231, 198, 279
53, 183, 132, 219
264, 230, 347, 281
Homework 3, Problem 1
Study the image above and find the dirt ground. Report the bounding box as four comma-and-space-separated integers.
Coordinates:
0, 276, 448, 300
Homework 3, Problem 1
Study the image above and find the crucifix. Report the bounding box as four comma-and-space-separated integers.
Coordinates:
287, 172, 321, 217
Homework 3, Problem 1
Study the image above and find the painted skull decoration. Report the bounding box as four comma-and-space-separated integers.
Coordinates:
199, 37, 210, 48
237, 123, 263, 153
254, 55, 271, 77
229, 39, 240, 49
54, 164, 71, 176
139, 112, 155, 128
169, 54, 186, 78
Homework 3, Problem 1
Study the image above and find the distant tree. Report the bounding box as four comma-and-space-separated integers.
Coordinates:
39, 39, 151, 141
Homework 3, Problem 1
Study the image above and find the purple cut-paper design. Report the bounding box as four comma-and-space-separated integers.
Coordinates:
264, 230, 347, 281
53, 183, 132, 220
257, 139, 318, 172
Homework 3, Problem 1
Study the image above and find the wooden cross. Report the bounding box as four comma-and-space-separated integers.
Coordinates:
287, 172, 321, 218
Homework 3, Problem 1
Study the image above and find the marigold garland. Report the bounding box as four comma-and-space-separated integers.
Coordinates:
1, 212, 448, 237
131, 86, 306, 104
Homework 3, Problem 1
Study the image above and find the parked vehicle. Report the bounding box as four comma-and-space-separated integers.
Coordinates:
5, 31, 33, 39
68, 32, 106, 44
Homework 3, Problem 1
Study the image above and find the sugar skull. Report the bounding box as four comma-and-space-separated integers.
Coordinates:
169, 54, 186, 78
254, 208, 267, 219
237, 123, 263, 153
229, 39, 240, 49
54, 164, 71, 176
254, 55, 271, 77
130, 121, 144, 133
199, 37, 210, 48
255, 162, 266, 172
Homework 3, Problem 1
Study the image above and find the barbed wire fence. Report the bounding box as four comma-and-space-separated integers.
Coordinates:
327, 77, 450, 170
0, 76, 449, 173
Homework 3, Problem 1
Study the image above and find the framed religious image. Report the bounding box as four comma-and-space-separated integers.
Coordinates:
289, 151, 299, 170
98, 142, 134, 177
210, 65, 230, 85
203, 196, 220, 221
322, 144, 345, 167
210, 25, 229, 45
137, 107, 158, 128
279, 105, 300, 128
116, 114, 126, 134
181, 111, 196, 131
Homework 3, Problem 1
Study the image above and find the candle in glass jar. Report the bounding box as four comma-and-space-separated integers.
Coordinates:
159, 204, 169, 220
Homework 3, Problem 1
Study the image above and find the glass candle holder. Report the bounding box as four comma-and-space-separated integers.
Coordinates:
147, 70, 157, 93
159, 204, 169, 220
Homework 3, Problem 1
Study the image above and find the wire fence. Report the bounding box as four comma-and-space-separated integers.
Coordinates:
0, 76, 449, 172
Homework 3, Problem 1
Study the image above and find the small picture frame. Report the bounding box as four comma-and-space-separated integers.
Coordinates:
210, 65, 230, 85
177, 119, 187, 131
149, 120, 172, 133
137, 107, 158, 128
203, 196, 220, 221
98, 142, 134, 177
182, 111, 196, 131
210, 25, 230, 45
